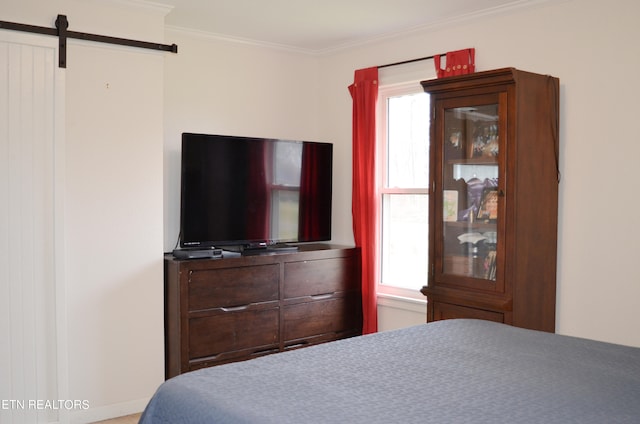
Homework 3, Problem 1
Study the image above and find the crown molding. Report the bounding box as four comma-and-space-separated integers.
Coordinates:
165, 0, 568, 56
165, 25, 314, 55
316, 0, 568, 55
95, 0, 174, 16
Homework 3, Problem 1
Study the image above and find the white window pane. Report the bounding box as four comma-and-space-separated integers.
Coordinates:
273, 141, 302, 186
271, 190, 299, 240
381, 194, 428, 290
387, 93, 430, 188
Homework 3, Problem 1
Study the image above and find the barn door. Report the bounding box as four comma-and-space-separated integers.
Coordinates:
0, 30, 66, 424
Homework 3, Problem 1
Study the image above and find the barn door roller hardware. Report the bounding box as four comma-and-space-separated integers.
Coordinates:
0, 14, 178, 68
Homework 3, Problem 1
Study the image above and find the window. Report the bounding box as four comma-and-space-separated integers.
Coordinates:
377, 82, 430, 299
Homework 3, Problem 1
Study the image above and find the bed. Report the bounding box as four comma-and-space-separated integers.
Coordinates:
140, 319, 640, 423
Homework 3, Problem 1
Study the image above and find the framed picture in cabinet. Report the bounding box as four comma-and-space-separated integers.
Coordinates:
477, 188, 498, 221
445, 128, 465, 160
443, 190, 459, 222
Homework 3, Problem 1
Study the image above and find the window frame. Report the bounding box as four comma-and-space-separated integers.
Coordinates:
376, 81, 430, 301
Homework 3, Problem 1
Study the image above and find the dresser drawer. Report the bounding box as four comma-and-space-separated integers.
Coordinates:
283, 295, 360, 343
189, 307, 279, 360
188, 264, 279, 311
283, 257, 356, 299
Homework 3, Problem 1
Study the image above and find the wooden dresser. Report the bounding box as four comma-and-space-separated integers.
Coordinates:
164, 244, 362, 379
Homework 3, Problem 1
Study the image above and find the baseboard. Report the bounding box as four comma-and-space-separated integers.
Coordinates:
69, 397, 149, 424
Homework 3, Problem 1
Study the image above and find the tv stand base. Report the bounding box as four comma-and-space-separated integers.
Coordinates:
225, 243, 299, 255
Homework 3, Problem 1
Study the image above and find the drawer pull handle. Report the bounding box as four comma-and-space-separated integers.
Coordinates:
221, 305, 249, 312
310, 293, 334, 300
285, 341, 310, 350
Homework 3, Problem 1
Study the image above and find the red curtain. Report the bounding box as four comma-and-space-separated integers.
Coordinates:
348, 67, 379, 334
434, 48, 475, 78
298, 143, 332, 241
244, 141, 269, 239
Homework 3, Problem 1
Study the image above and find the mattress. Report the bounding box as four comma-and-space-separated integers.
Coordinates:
140, 319, 640, 423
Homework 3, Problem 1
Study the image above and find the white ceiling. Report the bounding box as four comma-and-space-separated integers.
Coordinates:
160, 0, 541, 53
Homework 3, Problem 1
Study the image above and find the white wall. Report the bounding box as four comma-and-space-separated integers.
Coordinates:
64, 3, 167, 421
65, 41, 165, 421
63, 2, 166, 422
316, 0, 640, 347
163, 29, 321, 248
377, 297, 426, 332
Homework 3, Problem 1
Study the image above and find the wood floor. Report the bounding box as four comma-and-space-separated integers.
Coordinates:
92, 413, 141, 424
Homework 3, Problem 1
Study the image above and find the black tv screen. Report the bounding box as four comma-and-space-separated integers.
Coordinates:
179, 133, 332, 249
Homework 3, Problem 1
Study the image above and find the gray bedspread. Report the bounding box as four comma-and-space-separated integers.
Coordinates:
139, 319, 640, 423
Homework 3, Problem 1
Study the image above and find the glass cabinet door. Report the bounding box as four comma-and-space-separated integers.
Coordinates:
436, 96, 503, 287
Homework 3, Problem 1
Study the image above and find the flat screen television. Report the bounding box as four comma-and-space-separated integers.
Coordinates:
179, 133, 333, 253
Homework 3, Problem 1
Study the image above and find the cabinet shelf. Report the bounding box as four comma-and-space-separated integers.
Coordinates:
447, 157, 497, 166
444, 221, 496, 230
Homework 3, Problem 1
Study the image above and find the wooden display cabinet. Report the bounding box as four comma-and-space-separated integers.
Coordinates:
420, 68, 559, 332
